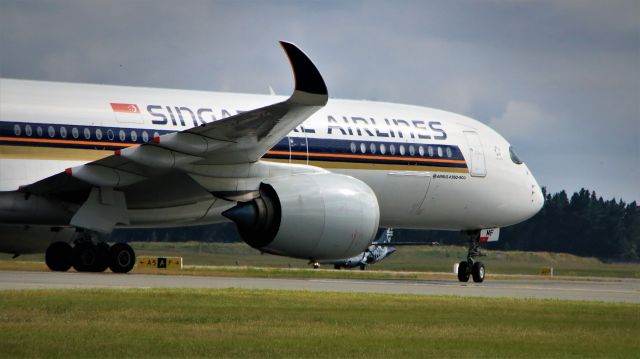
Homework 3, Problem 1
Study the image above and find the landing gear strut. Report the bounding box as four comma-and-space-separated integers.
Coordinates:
457, 230, 485, 283
45, 239, 135, 274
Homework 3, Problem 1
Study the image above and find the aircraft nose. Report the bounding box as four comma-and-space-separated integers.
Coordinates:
527, 184, 543, 218
534, 184, 544, 212
527, 172, 544, 216
503, 168, 544, 226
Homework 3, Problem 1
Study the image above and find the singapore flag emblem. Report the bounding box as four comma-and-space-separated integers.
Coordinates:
110, 102, 143, 124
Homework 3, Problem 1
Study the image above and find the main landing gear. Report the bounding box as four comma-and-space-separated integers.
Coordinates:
457, 230, 485, 283
45, 239, 135, 273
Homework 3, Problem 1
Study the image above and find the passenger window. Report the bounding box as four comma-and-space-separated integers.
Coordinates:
370, 143, 376, 154
418, 146, 424, 156
390, 144, 396, 155
72, 128, 79, 139
399, 145, 406, 156
437, 147, 443, 157
360, 143, 366, 154
446, 147, 452, 158
428, 146, 434, 157
83, 128, 91, 139
409, 145, 415, 156
60, 127, 67, 139
350, 142, 357, 153
380, 143, 386, 155
96, 129, 103, 140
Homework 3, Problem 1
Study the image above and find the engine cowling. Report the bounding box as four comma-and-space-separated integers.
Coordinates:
223, 173, 380, 260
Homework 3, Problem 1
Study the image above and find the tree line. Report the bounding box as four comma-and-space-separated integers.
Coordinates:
494, 188, 639, 260
111, 187, 640, 261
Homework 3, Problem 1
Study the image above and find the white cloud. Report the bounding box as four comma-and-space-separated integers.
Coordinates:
489, 101, 549, 141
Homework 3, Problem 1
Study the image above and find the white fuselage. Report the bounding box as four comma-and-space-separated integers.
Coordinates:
0, 78, 544, 231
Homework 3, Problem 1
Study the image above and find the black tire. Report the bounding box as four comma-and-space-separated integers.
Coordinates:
472, 261, 485, 283
93, 242, 111, 272
359, 264, 366, 271
45, 241, 73, 272
457, 261, 470, 282
109, 243, 135, 273
334, 264, 341, 270
72, 242, 99, 272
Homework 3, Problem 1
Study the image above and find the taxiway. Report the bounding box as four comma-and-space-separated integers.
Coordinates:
1, 270, 638, 303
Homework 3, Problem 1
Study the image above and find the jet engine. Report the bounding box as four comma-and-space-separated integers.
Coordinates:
223, 173, 380, 260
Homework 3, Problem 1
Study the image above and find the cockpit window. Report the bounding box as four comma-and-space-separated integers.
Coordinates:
509, 146, 523, 165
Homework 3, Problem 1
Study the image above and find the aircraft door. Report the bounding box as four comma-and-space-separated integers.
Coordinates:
463, 131, 487, 177
288, 127, 308, 164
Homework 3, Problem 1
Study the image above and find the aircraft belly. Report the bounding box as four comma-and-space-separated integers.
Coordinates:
0, 158, 89, 191
338, 168, 512, 230
0, 225, 75, 254
335, 169, 430, 227
126, 197, 234, 228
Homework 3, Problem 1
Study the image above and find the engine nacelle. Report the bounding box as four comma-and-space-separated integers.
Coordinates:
223, 173, 380, 260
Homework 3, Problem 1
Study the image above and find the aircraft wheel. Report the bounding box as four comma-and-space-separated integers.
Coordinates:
72, 242, 99, 272
109, 243, 136, 273
334, 264, 341, 270
359, 264, 366, 271
457, 261, 470, 282
472, 261, 485, 283
93, 242, 111, 272
45, 241, 73, 272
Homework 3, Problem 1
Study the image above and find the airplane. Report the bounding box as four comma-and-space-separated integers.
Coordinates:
0, 41, 544, 282
314, 228, 397, 270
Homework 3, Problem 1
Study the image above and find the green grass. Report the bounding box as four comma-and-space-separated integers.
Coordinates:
133, 242, 640, 278
2, 242, 639, 279
0, 289, 638, 358
125, 242, 640, 278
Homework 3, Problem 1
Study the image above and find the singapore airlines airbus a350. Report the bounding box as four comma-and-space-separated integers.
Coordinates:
0, 42, 543, 282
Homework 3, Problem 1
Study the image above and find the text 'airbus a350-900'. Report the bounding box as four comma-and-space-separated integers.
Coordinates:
0, 42, 543, 282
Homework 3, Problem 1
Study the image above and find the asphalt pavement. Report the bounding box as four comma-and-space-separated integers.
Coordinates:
1, 270, 639, 303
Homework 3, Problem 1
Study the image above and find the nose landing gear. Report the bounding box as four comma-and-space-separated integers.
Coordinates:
457, 230, 486, 283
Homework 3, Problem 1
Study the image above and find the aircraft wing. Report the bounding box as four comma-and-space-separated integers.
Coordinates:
22, 41, 328, 197
19, 42, 328, 232
169, 41, 328, 165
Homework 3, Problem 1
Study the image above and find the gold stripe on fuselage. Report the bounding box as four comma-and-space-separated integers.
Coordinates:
0, 145, 111, 161
1, 145, 469, 173
263, 158, 469, 173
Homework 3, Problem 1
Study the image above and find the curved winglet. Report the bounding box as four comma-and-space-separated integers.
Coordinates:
280, 41, 328, 105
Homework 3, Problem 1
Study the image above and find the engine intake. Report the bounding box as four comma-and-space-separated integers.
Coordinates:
223, 173, 380, 260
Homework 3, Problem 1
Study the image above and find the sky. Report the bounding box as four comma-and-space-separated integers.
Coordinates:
1, 0, 638, 201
